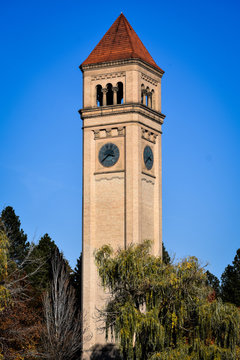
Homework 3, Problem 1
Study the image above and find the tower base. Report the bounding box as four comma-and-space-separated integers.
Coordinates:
82, 343, 122, 360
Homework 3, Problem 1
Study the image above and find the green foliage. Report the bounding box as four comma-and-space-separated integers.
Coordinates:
162, 242, 171, 264
72, 253, 82, 310
95, 241, 240, 360
0, 207, 76, 358
1, 206, 29, 264
28, 233, 57, 292
221, 249, 240, 306
206, 270, 220, 298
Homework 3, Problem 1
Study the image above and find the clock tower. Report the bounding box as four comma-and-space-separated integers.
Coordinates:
80, 13, 165, 357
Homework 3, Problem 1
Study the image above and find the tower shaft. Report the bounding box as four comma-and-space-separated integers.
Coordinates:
80, 14, 165, 358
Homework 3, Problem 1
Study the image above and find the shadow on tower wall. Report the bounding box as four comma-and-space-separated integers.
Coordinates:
90, 344, 122, 360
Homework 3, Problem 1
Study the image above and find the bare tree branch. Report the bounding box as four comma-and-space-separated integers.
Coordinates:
42, 249, 90, 360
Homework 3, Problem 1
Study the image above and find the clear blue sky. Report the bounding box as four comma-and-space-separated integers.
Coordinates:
1, 0, 239, 278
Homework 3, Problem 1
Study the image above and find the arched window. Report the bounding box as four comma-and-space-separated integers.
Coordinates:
106, 83, 113, 105
96, 85, 103, 107
146, 87, 150, 107
151, 89, 155, 109
117, 82, 123, 104
141, 84, 145, 104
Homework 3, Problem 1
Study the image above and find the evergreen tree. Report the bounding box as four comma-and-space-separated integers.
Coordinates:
221, 248, 240, 306
1, 206, 29, 264
206, 270, 220, 298
72, 253, 82, 310
29, 233, 73, 293
28, 233, 57, 292
162, 242, 171, 264
95, 241, 240, 360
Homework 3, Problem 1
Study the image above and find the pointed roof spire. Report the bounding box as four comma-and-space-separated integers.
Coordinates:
81, 13, 163, 72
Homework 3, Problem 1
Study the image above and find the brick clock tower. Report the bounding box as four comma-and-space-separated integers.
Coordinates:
80, 14, 165, 357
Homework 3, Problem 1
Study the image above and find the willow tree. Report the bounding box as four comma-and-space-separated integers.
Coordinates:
95, 241, 240, 360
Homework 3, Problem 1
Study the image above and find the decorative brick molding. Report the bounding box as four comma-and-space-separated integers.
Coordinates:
141, 128, 157, 144
93, 126, 125, 140
93, 130, 100, 139
81, 58, 164, 77
95, 175, 124, 182
91, 72, 126, 81
80, 103, 165, 125
141, 73, 158, 86
141, 177, 155, 185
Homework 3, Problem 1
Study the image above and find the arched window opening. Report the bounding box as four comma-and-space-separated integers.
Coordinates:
146, 87, 150, 107
96, 85, 103, 107
141, 84, 145, 104
106, 83, 113, 105
148, 93, 152, 108
151, 89, 155, 109
117, 82, 123, 104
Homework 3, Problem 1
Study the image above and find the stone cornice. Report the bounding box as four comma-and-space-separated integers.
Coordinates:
80, 58, 164, 78
79, 103, 166, 125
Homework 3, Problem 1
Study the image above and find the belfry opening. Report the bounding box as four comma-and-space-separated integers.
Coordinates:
96, 82, 124, 107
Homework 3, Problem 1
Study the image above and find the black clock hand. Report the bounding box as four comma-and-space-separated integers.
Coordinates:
102, 153, 110, 162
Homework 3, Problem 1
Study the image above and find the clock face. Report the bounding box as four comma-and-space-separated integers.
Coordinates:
143, 145, 154, 170
99, 143, 120, 167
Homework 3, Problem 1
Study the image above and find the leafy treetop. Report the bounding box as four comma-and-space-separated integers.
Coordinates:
95, 241, 240, 360
1, 206, 29, 264
221, 248, 240, 307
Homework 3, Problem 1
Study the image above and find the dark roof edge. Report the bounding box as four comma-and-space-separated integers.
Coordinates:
80, 58, 165, 76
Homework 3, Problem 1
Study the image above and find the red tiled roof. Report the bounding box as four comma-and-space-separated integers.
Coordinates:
81, 13, 164, 72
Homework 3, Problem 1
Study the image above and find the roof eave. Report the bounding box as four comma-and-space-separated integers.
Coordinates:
80, 57, 165, 76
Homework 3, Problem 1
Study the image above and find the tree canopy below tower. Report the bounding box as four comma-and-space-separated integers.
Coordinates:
95, 241, 240, 360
